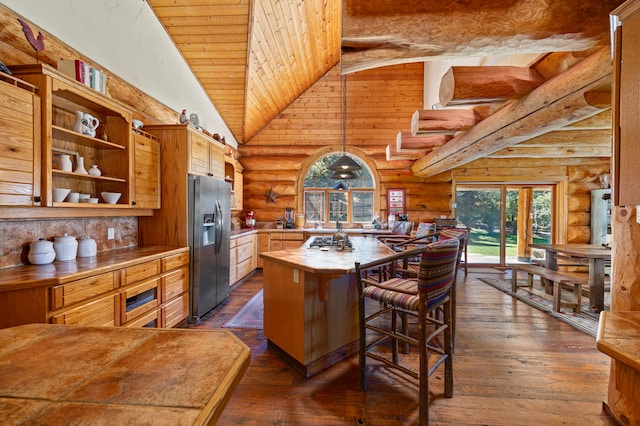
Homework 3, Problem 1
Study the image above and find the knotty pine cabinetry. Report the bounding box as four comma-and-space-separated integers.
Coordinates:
0, 248, 189, 330
139, 125, 226, 248
10, 64, 135, 208
0, 73, 41, 206
230, 233, 257, 285
225, 156, 243, 211
256, 231, 305, 268
145, 124, 225, 181
132, 129, 161, 209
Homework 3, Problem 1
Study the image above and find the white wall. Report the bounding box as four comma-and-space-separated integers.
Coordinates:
2, 0, 238, 147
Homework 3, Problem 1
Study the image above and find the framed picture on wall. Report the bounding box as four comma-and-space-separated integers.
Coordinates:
387, 188, 406, 215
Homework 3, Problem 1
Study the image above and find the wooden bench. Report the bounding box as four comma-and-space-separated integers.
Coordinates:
511, 263, 590, 313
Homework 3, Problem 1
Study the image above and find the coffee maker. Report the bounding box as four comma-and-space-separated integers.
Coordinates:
284, 208, 295, 229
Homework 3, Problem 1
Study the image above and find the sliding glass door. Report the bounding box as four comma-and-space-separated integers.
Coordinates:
456, 184, 552, 266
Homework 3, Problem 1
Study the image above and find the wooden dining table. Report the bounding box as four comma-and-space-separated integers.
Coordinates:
529, 243, 611, 312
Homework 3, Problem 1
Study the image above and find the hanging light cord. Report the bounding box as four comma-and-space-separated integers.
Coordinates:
342, 74, 347, 154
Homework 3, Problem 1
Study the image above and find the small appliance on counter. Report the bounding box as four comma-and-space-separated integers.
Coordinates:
276, 216, 284, 229
284, 208, 295, 229
245, 210, 256, 228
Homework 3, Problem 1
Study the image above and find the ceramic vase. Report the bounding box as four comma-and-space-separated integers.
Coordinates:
88, 164, 101, 176
60, 154, 73, 172
74, 156, 88, 174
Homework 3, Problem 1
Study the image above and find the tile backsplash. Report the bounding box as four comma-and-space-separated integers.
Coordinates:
0, 217, 138, 269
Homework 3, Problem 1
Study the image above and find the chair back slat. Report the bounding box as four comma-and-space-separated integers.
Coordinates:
417, 239, 459, 306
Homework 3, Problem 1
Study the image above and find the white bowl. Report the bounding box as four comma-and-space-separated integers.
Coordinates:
101, 191, 121, 204
52, 188, 71, 202
88, 197, 99, 204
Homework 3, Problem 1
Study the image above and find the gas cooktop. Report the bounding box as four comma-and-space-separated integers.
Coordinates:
308, 236, 352, 249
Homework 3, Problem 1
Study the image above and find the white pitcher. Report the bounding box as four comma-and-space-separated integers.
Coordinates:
82, 113, 99, 137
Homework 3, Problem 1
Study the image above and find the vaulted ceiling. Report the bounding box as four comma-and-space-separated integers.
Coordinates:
147, 0, 623, 172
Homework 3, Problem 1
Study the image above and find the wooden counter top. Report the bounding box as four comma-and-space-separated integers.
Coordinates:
0, 323, 250, 425
0, 246, 188, 292
596, 311, 640, 425
260, 236, 394, 275
597, 311, 640, 372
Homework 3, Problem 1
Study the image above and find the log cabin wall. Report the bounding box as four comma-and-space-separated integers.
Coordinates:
0, 6, 611, 253
241, 63, 609, 245
241, 63, 455, 224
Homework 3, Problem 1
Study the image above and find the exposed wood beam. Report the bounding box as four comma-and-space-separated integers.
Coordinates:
411, 47, 613, 178
410, 110, 480, 136
396, 132, 449, 151
386, 144, 428, 161
439, 66, 545, 106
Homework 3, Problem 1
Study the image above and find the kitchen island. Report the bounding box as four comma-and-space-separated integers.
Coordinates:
260, 236, 394, 377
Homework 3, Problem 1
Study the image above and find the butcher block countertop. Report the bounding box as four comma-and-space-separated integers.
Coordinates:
0, 323, 250, 425
0, 246, 189, 292
260, 236, 394, 275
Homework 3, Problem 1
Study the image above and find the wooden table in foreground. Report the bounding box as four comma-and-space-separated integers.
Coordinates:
596, 311, 640, 425
0, 324, 250, 425
529, 243, 611, 312
260, 236, 394, 377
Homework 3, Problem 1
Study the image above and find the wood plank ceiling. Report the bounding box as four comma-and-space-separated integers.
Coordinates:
147, 0, 341, 143
147, 0, 623, 173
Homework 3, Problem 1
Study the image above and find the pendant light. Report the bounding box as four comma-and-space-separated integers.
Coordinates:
331, 169, 358, 180
328, 74, 360, 177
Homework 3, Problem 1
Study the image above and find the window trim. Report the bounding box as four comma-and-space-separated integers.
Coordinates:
296, 146, 381, 223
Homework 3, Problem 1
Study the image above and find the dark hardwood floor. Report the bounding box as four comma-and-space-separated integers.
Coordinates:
182, 269, 616, 425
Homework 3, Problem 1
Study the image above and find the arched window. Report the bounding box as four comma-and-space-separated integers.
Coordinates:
303, 153, 375, 224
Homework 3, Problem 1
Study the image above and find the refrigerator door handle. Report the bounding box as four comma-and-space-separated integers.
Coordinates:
215, 200, 223, 255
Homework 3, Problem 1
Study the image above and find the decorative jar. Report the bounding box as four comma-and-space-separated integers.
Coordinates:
27, 238, 56, 265
77, 236, 97, 258
53, 233, 78, 261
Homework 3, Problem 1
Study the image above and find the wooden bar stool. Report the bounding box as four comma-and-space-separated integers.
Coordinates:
355, 238, 460, 425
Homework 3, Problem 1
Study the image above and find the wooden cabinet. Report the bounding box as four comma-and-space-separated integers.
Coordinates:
256, 231, 305, 268
145, 124, 225, 180
0, 74, 41, 206
132, 129, 161, 209
225, 156, 243, 211
10, 64, 134, 208
230, 233, 257, 285
44, 249, 189, 328
270, 232, 305, 250
612, 1, 640, 206
139, 125, 227, 248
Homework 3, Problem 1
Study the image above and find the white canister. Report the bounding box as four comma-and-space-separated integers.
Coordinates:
28, 238, 56, 265
53, 233, 78, 261
77, 236, 97, 258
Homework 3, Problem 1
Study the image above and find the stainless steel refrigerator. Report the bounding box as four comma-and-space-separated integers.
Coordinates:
188, 174, 231, 322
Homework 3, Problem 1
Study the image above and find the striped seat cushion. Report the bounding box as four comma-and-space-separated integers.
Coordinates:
362, 277, 420, 310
